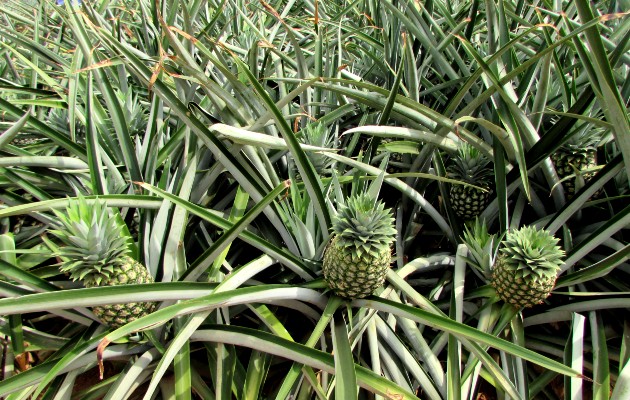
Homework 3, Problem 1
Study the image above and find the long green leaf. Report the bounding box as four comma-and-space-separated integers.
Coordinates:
192, 325, 420, 400
0, 283, 219, 315
230, 53, 331, 234
611, 358, 630, 400
574, 0, 630, 186
274, 296, 343, 400
137, 179, 290, 281
590, 312, 610, 400
353, 297, 586, 379
84, 72, 106, 195
332, 311, 358, 400
0, 109, 30, 149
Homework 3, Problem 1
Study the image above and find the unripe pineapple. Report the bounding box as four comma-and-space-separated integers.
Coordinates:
491, 226, 565, 308
9, 135, 44, 147
50, 197, 156, 328
447, 143, 493, 219
551, 131, 601, 197
322, 194, 397, 299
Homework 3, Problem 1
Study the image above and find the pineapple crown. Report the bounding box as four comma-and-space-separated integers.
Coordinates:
448, 142, 493, 185
498, 226, 565, 279
331, 193, 396, 257
298, 123, 335, 175
115, 89, 148, 136
50, 196, 131, 285
462, 218, 501, 278
47, 108, 85, 137
562, 129, 603, 151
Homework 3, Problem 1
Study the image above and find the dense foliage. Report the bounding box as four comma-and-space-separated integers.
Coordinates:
0, 0, 629, 399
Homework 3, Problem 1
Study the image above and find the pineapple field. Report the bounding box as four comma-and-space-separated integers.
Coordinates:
0, 0, 629, 399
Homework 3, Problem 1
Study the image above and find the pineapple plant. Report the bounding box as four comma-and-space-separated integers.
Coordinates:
49, 196, 156, 328
378, 138, 412, 174
491, 226, 565, 308
46, 108, 86, 139
447, 142, 493, 219
550, 130, 601, 197
461, 218, 501, 280
293, 122, 336, 179
1, 1, 627, 398
114, 88, 149, 137
322, 193, 397, 299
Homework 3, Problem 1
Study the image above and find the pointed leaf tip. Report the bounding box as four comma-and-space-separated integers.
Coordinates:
579, 374, 594, 382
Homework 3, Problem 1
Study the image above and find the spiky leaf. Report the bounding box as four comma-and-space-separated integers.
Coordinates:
462, 218, 500, 277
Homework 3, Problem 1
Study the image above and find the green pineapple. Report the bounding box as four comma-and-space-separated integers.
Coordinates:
322, 194, 397, 299
551, 131, 601, 197
50, 197, 156, 328
9, 134, 44, 147
447, 143, 493, 219
491, 226, 565, 308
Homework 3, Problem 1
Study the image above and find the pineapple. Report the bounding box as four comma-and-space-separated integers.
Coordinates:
447, 143, 493, 220
491, 226, 565, 308
9, 135, 44, 147
322, 194, 397, 299
50, 196, 156, 328
551, 131, 601, 197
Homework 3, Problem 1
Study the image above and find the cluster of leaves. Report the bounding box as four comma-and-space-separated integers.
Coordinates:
0, 0, 629, 399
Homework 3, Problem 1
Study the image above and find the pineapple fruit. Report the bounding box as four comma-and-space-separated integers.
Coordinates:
322, 194, 397, 299
9, 135, 44, 147
491, 226, 565, 308
447, 143, 493, 220
551, 131, 600, 197
50, 197, 156, 328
